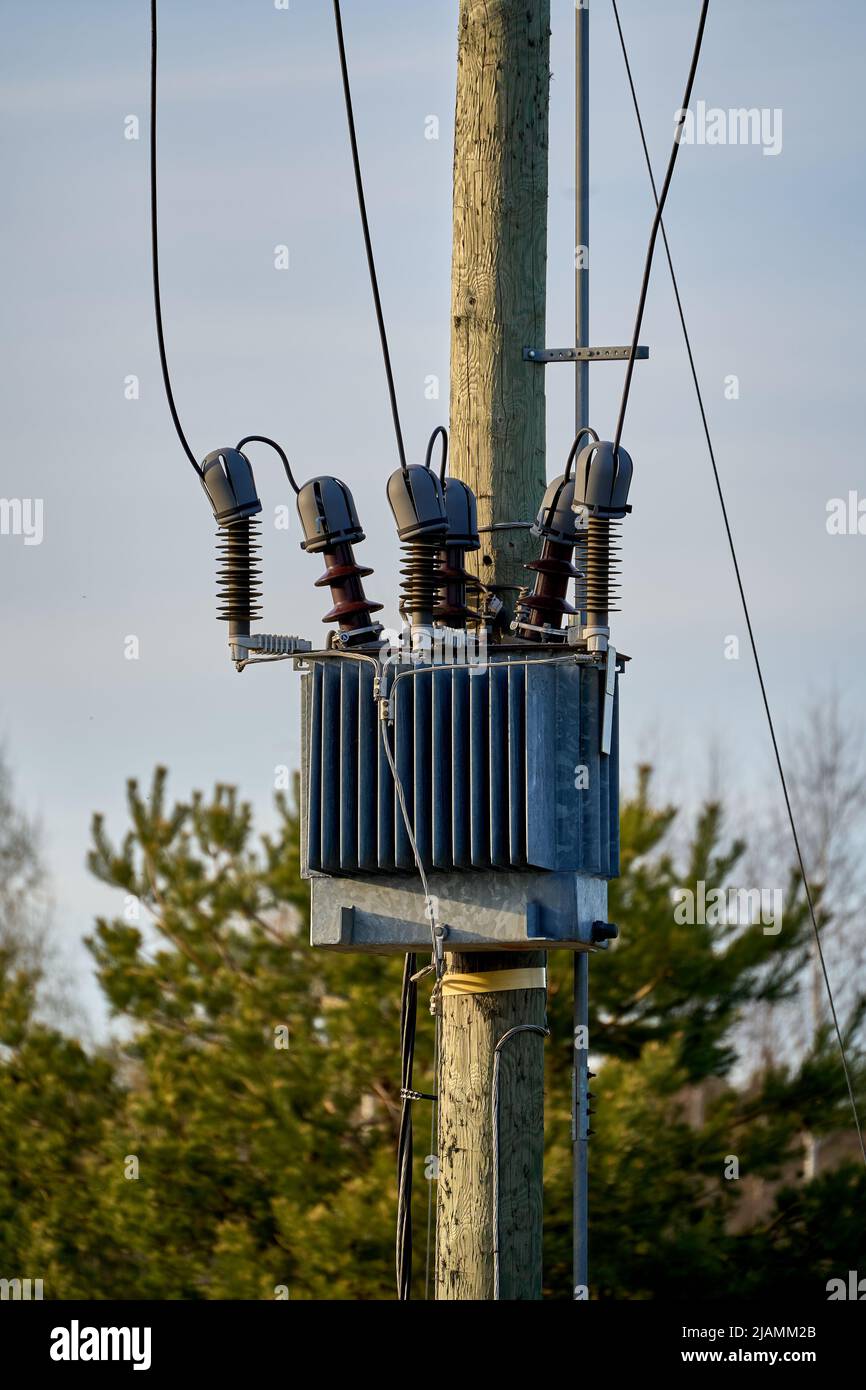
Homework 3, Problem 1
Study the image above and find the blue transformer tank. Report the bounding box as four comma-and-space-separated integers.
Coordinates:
300, 648, 622, 954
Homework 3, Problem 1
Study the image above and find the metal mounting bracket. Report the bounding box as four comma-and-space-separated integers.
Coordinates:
229, 632, 312, 669
314, 872, 610, 953
601, 644, 617, 756
523, 345, 649, 365
232, 633, 312, 656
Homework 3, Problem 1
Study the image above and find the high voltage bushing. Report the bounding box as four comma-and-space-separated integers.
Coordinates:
513, 433, 634, 647
434, 477, 481, 626
296, 476, 383, 647
512, 431, 593, 642
387, 464, 448, 629
514, 472, 584, 641
201, 447, 264, 642
572, 438, 634, 653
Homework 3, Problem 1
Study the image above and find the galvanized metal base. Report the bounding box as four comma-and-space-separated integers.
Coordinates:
309, 869, 608, 954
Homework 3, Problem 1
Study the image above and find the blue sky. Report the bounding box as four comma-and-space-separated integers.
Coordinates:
1, 0, 865, 1026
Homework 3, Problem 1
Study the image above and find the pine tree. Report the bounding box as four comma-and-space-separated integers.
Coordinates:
543, 768, 866, 1298
2, 760, 862, 1298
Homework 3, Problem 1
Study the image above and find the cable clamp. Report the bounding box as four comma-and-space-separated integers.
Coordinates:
374, 673, 395, 724
400, 1088, 437, 1103
430, 920, 446, 974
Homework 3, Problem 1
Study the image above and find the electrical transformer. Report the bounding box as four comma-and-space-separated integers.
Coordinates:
196, 426, 632, 958
299, 649, 621, 953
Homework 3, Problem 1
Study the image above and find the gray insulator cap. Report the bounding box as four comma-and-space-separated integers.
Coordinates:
200, 448, 262, 526
443, 478, 480, 551
534, 473, 580, 545
572, 440, 633, 516
296, 476, 365, 553
387, 465, 447, 541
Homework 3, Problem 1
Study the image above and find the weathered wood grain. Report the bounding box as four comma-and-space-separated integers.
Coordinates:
448, 0, 551, 619
436, 2, 551, 1300
436, 950, 546, 1300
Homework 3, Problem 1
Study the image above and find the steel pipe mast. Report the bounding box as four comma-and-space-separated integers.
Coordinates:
574, 0, 591, 1304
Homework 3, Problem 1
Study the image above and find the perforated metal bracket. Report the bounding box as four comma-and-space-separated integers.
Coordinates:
230, 633, 313, 669
523, 345, 649, 364
233, 633, 312, 656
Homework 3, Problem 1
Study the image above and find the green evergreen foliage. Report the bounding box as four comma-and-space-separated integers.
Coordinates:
0, 764, 862, 1299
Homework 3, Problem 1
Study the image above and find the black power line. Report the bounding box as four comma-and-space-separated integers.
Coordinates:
149, 0, 202, 479
610, 0, 866, 1167
613, 0, 709, 456
396, 953, 418, 1301
236, 435, 301, 495
151, 5, 295, 507
331, 0, 409, 477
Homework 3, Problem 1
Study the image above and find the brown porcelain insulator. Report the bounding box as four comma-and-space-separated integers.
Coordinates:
517, 538, 583, 640
433, 544, 480, 625
315, 541, 383, 642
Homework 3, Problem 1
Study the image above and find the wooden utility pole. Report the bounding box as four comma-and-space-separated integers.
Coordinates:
448, 0, 549, 611
436, 0, 551, 1302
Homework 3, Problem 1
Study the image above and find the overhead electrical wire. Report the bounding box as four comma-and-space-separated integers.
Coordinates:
150, 0, 202, 478
397, 952, 418, 1301
609, 0, 866, 1167
236, 435, 301, 495
331, 0, 409, 477
151, 3, 293, 496
378, 681, 442, 1302
425, 424, 448, 481
612, 0, 709, 457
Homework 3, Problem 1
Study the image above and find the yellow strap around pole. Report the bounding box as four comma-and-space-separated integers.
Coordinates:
440, 968, 547, 997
